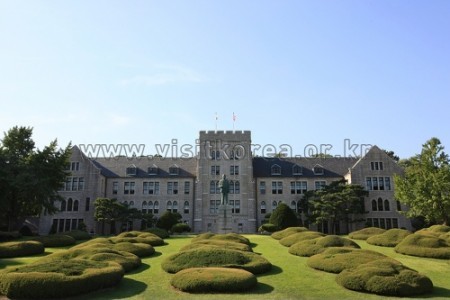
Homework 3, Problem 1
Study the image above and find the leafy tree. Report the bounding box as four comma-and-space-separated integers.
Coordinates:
94, 198, 123, 235
0, 126, 71, 231
303, 180, 368, 234
156, 211, 182, 232
383, 149, 400, 162
269, 203, 298, 230
394, 138, 450, 225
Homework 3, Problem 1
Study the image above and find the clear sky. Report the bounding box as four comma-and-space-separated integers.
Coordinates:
1, 1, 449, 159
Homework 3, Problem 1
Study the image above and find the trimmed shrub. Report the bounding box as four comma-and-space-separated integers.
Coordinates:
336, 259, 433, 296
307, 247, 387, 274
416, 225, 450, 237
259, 223, 278, 233
64, 230, 91, 241
0, 259, 124, 299
161, 247, 272, 275
170, 267, 257, 293
269, 203, 298, 230
279, 231, 325, 247
112, 231, 164, 246
366, 229, 412, 247
180, 240, 253, 252
271, 227, 310, 240
192, 233, 250, 245
171, 223, 191, 233
0, 241, 45, 258
0, 231, 21, 242
112, 242, 155, 257
349, 227, 386, 240
394, 234, 450, 259
289, 235, 360, 257
144, 228, 170, 239
32, 235, 76, 247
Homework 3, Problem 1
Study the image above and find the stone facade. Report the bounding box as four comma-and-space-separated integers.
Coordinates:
37, 130, 411, 235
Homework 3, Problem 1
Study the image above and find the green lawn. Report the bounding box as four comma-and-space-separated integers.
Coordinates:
2, 235, 450, 299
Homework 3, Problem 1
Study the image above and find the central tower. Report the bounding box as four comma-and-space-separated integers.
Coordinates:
194, 130, 256, 233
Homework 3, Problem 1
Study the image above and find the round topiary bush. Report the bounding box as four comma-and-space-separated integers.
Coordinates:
144, 228, 170, 239
279, 231, 325, 247
192, 233, 250, 245
259, 223, 278, 233
416, 225, 450, 237
0, 241, 45, 258
336, 259, 433, 296
112, 242, 155, 257
307, 247, 387, 274
289, 235, 360, 257
0, 259, 124, 299
171, 223, 191, 233
170, 267, 257, 293
366, 229, 412, 247
180, 240, 253, 252
161, 247, 272, 275
112, 231, 164, 246
32, 235, 76, 247
348, 227, 386, 240
394, 234, 450, 259
269, 203, 298, 230
271, 227, 310, 240
64, 230, 91, 241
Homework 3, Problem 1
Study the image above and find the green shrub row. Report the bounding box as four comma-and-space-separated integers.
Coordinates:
394, 234, 450, 259
289, 235, 360, 257
348, 227, 386, 240
279, 231, 325, 247
180, 240, 253, 252
171, 267, 257, 293
366, 229, 411, 247
0, 231, 21, 242
144, 228, 170, 239
271, 227, 310, 240
64, 230, 92, 241
192, 233, 250, 245
0, 241, 45, 258
31, 234, 76, 247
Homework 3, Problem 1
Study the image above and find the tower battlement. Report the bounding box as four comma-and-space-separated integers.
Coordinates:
199, 130, 251, 141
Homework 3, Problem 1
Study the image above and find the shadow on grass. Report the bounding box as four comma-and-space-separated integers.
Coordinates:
249, 282, 275, 294
411, 286, 450, 299
257, 264, 283, 277
127, 262, 150, 275
150, 251, 163, 258
0, 259, 26, 269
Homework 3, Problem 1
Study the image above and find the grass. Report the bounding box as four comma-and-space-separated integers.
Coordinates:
1, 235, 450, 299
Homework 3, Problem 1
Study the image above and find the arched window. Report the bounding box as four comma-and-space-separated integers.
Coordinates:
384, 199, 390, 211
184, 201, 189, 214
154, 201, 159, 214
129, 201, 135, 207
271, 164, 281, 175
291, 200, 297, 211
272, 201, 278, 211
167, 201, 172, 212
73, 200, 79, 212
261, 201, 266, 214
234, 181, 240, 194
148, 201, 153, 214
61, 200, 66, 212
142, 201, 148, 214
123, 201, 129, 206
173, 201, 178, 213
372, 199, 377, 211
67, 198, 73, 212
377, 198, 384, 211
396, 201, 402, 211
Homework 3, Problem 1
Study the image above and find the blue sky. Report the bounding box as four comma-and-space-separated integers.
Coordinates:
1, 1, 449, 159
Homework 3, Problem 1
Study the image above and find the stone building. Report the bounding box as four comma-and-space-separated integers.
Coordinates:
38, 130, 410, 235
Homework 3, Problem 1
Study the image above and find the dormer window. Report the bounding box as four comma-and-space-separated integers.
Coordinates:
169, 165, 179, 175
271, 164, 281, 175
313, 164, 324, 175
292, 164, 302, 175
126, 165, 137, 176
148, 165, 158, 175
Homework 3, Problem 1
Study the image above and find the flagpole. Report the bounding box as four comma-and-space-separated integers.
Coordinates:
215, 112, 218, 131
232, 112, 235, 131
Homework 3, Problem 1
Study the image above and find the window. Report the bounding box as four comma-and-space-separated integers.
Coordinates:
167, 201, 173, 212
386, 218, 392, 229
373, 177, 378, 190
210, 180, 219, 194
259, 181, 266, 194
129, 201, 135, 207
380, 218, 386, 229
315, 181, 326, 190
290, 181, 307, 194
370, 161, 384, 171
73, 200, 79, 212
71, 162, 80, 171
211, 150, 220, 160
260, 201, 266, 214
230, 180, 240, 194
366, 177, 392, 191
67, 198, 73, 211
85, 197, 90, 211
372, 199, 377, 211
292, 164, 302, 175
143, 182, 160, 195
126, 165, 137, 176
148, 165, 158, 175
379, 177, 385, 190
173, 201, 178, 213
169, 165, 179, 175
290, 200, 297, 211
153, 201, 159, 214
167, 182, 178, 194
62, 177, 84, 191
210, 200, 220, 214
184, 181, 190, 194
384, 199, 390, 211
124, 182, 135, 195
65, 219, 71, 231
272, 181, 283, 194
112, 182, 118, 195
313, 165, 324, 175
211, 165, 220, 175
393, 218, 399, 228
142, 201, 148, 214
271, 164, 281, 175
377, 198, 383, 211
230, 165, 239, 175
366, 177, 372, 190
184, 201, 189, 214
71, 177, 78, 191
230, 148, 242, 160
230, 200, 240, 214
272, 201, 278, 211
385, 177, 391, 190
396, 200, 402, 211
61, 199, 66, 212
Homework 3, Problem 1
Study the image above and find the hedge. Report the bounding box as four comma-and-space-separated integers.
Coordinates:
271, 227, 310, 240
192, 233, 250, 245
336, 258, 433, 296
0, 241, 45, 258
279, 231, 325, 247
289, 235, 360, 257
307, 247, 388, 274
144, 228, 170, 239
0, 231, 21, 242
394, 234, 450, 259
32, 235, 76, 247
416, 225, 450, 237
161, 247, 272, 275
0, 259, 124, 299
366, 229, 412, 247
170, 267, 257, 293
112, 242, 155, 257
348, 227, 386, 240
180, 240, 253, 253
112, 231, 164, 246
64, 230, 91, 241
259, 223, 278, 233
171, 223, 191, 233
